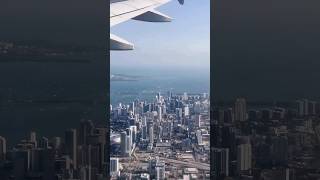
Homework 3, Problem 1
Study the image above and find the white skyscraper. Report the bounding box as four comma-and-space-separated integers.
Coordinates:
130, 125, 137, 146
158, 106, 162, 121
184, 106, 189, 117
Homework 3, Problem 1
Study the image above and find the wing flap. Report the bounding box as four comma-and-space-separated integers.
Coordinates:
133, 10, 172, 22
110, 0, 170, 27
110, 34, 134, 50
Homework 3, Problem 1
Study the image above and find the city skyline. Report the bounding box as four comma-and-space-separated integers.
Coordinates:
110, 91, 210, 179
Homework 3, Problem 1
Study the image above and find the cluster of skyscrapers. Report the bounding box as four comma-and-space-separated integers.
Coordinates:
212, 97, 320, 179
0, 120, 108, 180
110, 91, 210, 179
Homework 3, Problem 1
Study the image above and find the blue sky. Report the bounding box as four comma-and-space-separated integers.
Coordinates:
110, 0, 210, 72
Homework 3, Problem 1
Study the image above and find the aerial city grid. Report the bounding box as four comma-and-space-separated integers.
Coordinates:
110, 92, 210, 179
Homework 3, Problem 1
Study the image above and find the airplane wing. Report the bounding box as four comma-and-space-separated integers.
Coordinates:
110, 0, 184, 50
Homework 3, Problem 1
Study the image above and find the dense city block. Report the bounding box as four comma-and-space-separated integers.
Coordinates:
110, 92, 210, 180
0, 120, 108, 180
212, 98, 320, 180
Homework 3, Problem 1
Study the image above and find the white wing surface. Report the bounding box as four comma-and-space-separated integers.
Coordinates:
110, 0, 183, 50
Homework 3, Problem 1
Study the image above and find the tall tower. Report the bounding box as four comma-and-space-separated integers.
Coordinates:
213, 148, 229, 178
120, 131, 127, 156
110, 157, 120, 177
158, 106, 162, 122
0, 136, 6, 161
237, 143, 252, 174
234, 98, 247, 122
130, 125, 137, 146
149, 126, 154, 144
130, 102, 135, 115
65, 129, 77, 169
79, 120, 94, 145
30, 131, 37, 148
196, 130, 203, 145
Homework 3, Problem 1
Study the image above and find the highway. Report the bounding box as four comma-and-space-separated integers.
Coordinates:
158, 157, 210, 171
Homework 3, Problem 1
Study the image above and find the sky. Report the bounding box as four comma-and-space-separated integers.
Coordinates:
110, 0, 210, 72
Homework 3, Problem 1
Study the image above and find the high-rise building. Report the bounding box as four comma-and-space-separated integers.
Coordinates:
234, 98, 247, 122
184, 106, 190, 117
158, 126, 163, 142
120, 131, 127, 156
38, 137, 49, 149
52, 137, 61, 150
221, 126, 237, 161
158, 106, 162, 121
195, 115, 201, 128
126, 128, 133, 150
183, 92, 188, 101
79, 120, 94, 145
130, 102, 135, 115
130, 125, 137, 145
237, 143, 252, 174
213, 148, 229, 178
271, 136, 288, 166
296, 100, 304, 117
296, 99, 312, 116
155, 160, 165, 180
176, 108, 183, 119
30, 131, 37, 148
157, 92, 161, 103
110, 157, 120, 177
142, 117, 147, 126
196, 130, 203, 145
65, 129, 77, 169
149, 126, 154, 144
142, 125, 147, 140
218, 109, 225, 125
126, 135, 132, 156
163, 105, 167, 115
0, 136, 6, 161
309, 101, 317, 115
